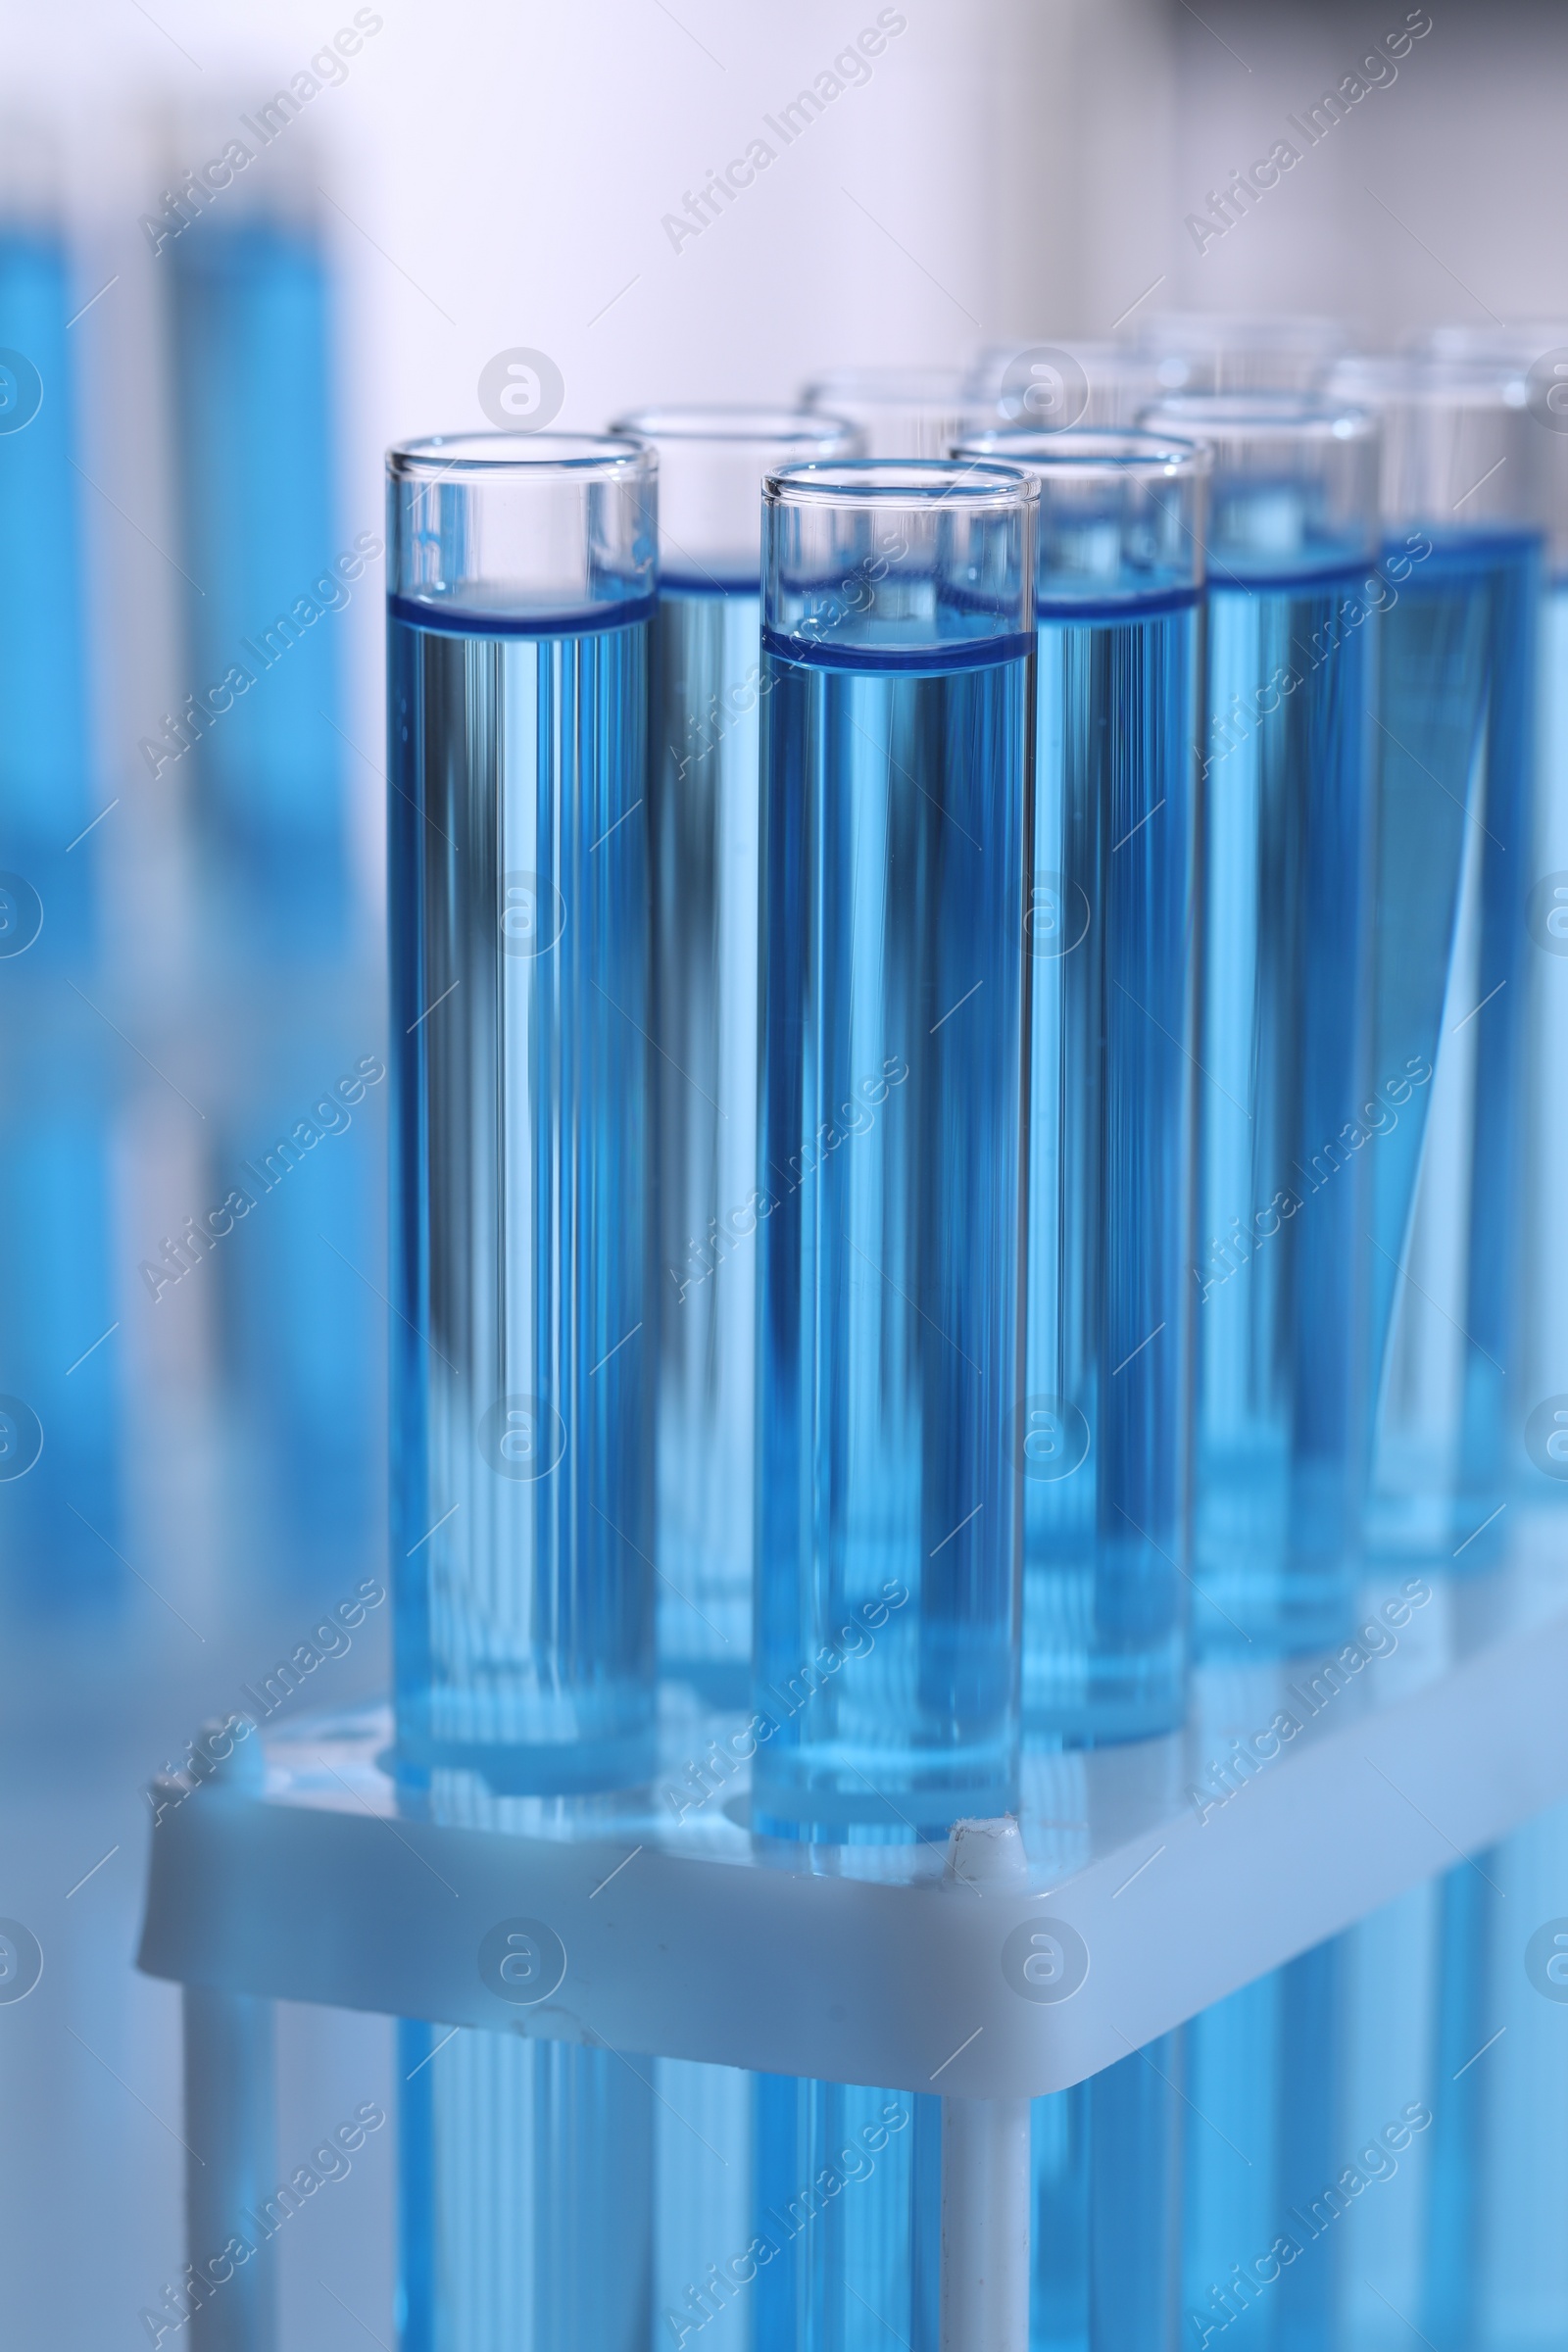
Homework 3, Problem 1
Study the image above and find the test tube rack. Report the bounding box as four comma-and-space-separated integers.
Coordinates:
139, 1542, 1568, 2350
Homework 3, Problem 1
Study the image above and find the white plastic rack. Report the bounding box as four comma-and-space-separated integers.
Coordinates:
138, 1540, 1568, 2350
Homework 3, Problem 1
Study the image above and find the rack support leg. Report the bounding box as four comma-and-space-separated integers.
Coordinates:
939, 2092, 1031, 2352
183, 1984, 277, 2352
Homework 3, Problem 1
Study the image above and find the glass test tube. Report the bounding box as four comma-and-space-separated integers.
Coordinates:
966, 341, 1162, 433
0, 163, 119, 1596
0, 204, 93, 957
1181, 1934, 1350, 2352
954, 425, 1206, 1742
1129, 312, 1346, 397
608, 404, 858, 1706
389, 435, 658, 2352
1142, 393, 1381, 1658
800, 364, 980, 459
753, 457, 1037, 1838
172, 186, 348, 956
1519, 339, 1568, 1511
387, 431, 657, 1791
1326, 359, 1542, 1572
1413, 325, 1568, 1515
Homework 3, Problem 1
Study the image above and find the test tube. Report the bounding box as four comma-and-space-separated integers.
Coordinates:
388, 432, 657, 2350
965, 340, 1162, 431
387, 430, 657, 1791
1129, 312, 1346, 396
753, 457, 1036, 1838
171, 182, 349, 956
1141, 392, 1381, 1658
0, 156, 118, 1594
1410, 326, 1568, 1519
1326, 358, 1542, 1572
1516, 336, 1568, 1515
800, 364, 980, 458
0, 170, 94, 959
1180, 1936, 1348, 2352
608, 404, 858, 1705
953, 425, 1206, 1741
214, 1052, 380, 1577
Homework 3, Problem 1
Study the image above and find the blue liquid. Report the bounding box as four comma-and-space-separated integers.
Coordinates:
399, 2021, 652, 2352
1414, 1806, 1568, 2351
0, 230, 93, 960
1366, 532, 1541, 1568
215, 1058, 381, 1575
388, 609, 654, 1791
752, 2078, 939, 2351
1194, 566, 1376, 1655
0, 1083, 121, 1601
652, 589, 763, 1706
1520, 582, 1568, 1498
1031, 2084, 1090, 2350
172, 217, 348, 955
754, 637, 1031, 1836
1180, 1938, 1346, 2352
1029, 2037, 1181, 2352
1024, 592, 1200, 1740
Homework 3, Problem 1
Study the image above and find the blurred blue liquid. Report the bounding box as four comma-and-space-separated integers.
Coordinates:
752, 2077, 939, 2352
652, 586, 762, 1707
399, 2021, 652, 2352
213, 1053, 382, 1575
1416, 1805, 1568, 2352
1180, 1939, 1347, 2352
1366, 531, 1541, 1569
1194, 563, 1375, 1655
1025, 589, 1199, 1738
0, 227, 93, 959
1031, 2037, 1180, 2352
1031, 2082, 1090, 2350
1521, 580, 1568, 1501
171, 213, 350, 957
754, 637, 1031, 1838
0, 1086, 121, 1600
389, 607, 654, 1790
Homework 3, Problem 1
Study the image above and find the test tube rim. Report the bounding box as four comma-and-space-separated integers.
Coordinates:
1138, 390, 1379, 445
386, 429, 656, 480
764, 455, 1040, 509
952, 424, 1212, 480
610, 402, 859, 450
1326, 351, 1531, 413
